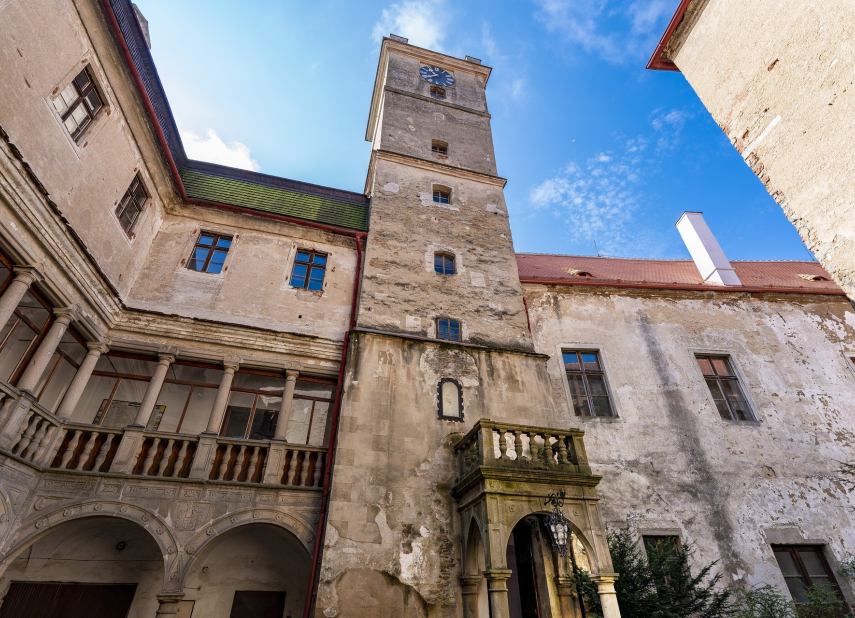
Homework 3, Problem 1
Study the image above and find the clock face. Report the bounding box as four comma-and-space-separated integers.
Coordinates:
419, 65, 454, 87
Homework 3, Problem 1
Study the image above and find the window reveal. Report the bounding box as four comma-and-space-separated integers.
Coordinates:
434, 253, 455, 275
290, 250, 327, 290
563, 350, 615, 417
187, 233, 232, 274
115, 175, 149, 234
436, 318, 461, 342
52, 67, 104, 140
695, 355, 754, 421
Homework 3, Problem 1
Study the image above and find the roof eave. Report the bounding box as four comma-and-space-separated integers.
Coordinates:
645, 0, 692, 71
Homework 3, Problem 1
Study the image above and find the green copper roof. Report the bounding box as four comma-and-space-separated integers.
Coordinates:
181, 169, 369, 232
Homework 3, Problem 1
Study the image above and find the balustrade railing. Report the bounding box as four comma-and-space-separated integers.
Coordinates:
49, 423, 123, 472
132, 433, 198, 478
10, 406, 62, 466
208, 438, 267, 483
454, 419, 592, 480
275, 445, 325, 488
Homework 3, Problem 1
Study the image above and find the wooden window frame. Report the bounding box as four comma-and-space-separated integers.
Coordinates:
772, 545, 848, 606
695, 354, 755, 421
52, 67, 104, 141
429, 86, 446, 99
431, 140, 448, 155
436, 318, 461, 342
186, 232, 233, 274
290, 249, 328, 291
562, 349, 616, 418
434, 252, 455, 275
433, 190, 450, 204
115, 175, 149, 235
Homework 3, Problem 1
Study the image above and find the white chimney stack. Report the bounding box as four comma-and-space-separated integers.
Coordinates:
675, 212, 742, 286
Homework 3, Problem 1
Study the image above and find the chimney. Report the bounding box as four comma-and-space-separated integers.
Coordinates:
675, 212, 742, 286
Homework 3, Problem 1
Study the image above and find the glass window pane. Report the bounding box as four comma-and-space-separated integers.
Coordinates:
704, 378, 732, 420
84, 89, 102, 114
153, 382, 192, 433
720, 379, 752, 420
296, 251, 311, 263
312, 254, 327, 265
696, 357, 714, 375
71, 103, 89, 126
774, 550, 801, 577
197, 234, 214, 246
188, 247, 209, 271
96, 378, 151, 428
292, 264, 308, 279
0, 320, 38, 382
232, 372, 285, 394
308, 401, 331, 446
783, 577, 810, 604
586, 374, 609, 397
591, 396, 613, 417
216, 237, 232, 249
567, 374, 590, 416
221, 392, 255, 438
36, 355, 77, 413
73, 69, 91, 91
248, 408, 278, 440
70, 375, 119, 424
307, 278, 322, 291
209, 250, 227, 266
96, 355, 157, 378
581, 353, 600, 372
63, 116, 80, 135
18, 291, 50, 331
563, 352, 580, 370
132, 181, 147, 206
175, 385, 219, 435
57, 332, 87, 365
711, 357, 731, 376
293, 381, 335, 399
167, 363, 224, 387
798, 550, 829, 578
284, 398, 313, 444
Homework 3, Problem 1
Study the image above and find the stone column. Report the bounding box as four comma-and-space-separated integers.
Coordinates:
0, 267, 42, 329
131, 353, 174, 428
56, 340, 109, 420
555, 576, 583, 618
483, 569, 513, 618
17, 306, 78, 394
204, 361, 239, 434
593, 574, 621, 618
273, 369, 299, 440
459, 575, 482, 618
154, 592, 185, 617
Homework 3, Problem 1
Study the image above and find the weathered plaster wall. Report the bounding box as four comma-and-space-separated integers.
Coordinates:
316, 331, 560, 617
126, 207, 358, 341
671, 0, 855, 300
0, 0, 174, 297
525, 283, 855, 597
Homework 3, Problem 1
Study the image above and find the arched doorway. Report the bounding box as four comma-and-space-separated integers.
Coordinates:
183, 523, 311, 618
0, 517, 163, 617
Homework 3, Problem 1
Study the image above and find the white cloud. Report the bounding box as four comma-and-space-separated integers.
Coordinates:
372, 0, 449, 51
533, 0, 677, 64
181, 129, 259, 172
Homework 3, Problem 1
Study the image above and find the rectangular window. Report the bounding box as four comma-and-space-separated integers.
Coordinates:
290, 250, 327, 291
643, 535, 679, 560
772, 545, 846, 606
437, 318, 461, 342
433, 190, 450, 204
187, 232, 232, 274
695, 355, 754, 421
115, 175, 149, 235
563, 350, 614, 417
432, 141, 448, 155
52, 67, 104, 141
429, 86, 446, 99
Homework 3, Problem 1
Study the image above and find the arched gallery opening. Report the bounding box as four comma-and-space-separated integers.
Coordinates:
182, 523, 311, 618
0, 516, 164, 617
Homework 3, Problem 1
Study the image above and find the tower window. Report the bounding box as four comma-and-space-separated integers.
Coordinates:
187, 232, 232, 274
434, 253, 455, 275
290, 249, 327, 290
52, 67, 104, 141
436, 318, 461, 342
430, 86, 446, 99
115, 175, 149, 235
433, 189, 450, 204
431, 140, 448, 155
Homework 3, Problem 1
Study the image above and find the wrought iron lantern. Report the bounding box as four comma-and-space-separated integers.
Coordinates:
544, 489, 570, 557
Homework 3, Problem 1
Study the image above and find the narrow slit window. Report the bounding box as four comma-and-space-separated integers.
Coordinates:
563, 350, 615, 417
430, 86, 446, 99
187, 232, 233, 274
115, 175, 149, 235
290, 250, 327, 291
434, 253, 455, 275
433, 189, 450, 204
436, 318, 461, 342
52, 67, 104, 141
696, 355, 754, 421
432, 140, 448, 155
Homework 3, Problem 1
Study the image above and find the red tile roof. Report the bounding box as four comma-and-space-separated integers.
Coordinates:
516, 254, 844, 295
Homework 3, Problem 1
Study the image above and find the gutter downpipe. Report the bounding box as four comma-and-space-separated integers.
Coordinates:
302, 232, 365, 618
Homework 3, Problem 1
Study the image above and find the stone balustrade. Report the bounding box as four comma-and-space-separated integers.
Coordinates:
9, 406, 63, 466
454, 419, 592, 480
49, 423, 123, 472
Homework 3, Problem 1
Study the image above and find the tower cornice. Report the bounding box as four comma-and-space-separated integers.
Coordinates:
365, 150, 507, 196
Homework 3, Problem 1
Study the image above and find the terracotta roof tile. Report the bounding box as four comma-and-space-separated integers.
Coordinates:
516, 254, 842, 294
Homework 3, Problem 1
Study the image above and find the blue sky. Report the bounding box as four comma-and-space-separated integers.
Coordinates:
135, 0, 812, 261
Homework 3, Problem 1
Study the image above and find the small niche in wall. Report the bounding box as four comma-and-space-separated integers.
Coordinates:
438, 378, 463, 421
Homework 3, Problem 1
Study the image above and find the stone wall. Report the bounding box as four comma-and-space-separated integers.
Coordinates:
524, 283, 855, 600
669, 0, 855, 300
